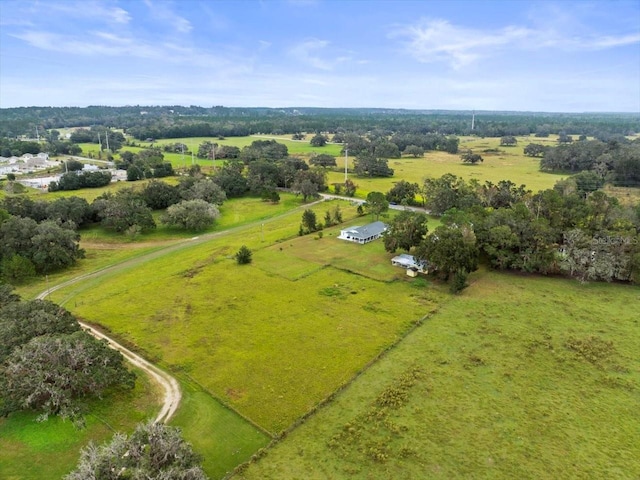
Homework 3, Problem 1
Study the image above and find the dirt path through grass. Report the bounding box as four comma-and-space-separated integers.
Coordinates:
33, 198, 324, 424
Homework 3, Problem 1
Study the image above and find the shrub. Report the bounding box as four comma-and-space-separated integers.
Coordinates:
235, 245, 252, 265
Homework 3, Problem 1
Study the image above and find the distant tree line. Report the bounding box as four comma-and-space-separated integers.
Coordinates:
2, 106, 637, 141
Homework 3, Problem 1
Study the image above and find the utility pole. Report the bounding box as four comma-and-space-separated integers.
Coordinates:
105, 130, 110, 151
98, 132, 102, 150
344, 143, 349, 182
471, 111, 475, 131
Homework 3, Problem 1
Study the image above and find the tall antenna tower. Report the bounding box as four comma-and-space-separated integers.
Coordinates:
105, 130, 110, 151
35, 127, 40, 143
98, 132, 102, 150
471, 111, 475, 131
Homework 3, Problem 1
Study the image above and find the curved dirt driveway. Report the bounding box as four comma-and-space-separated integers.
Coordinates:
37, 282, 181, 424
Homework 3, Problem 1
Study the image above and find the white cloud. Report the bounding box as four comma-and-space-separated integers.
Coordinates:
289, 39, 333, 70
393, 17, 640, 69
46, 1, 131, 25
143, 0, 192, 34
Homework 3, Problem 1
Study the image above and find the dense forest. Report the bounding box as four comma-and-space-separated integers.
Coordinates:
1, 106, 638, 140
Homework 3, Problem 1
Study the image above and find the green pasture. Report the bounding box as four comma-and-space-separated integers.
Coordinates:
0, 367, 161, 480
49, 200, 448, 434
170, 379, 269, 479
238, 271, 640, 480
327, 136, 568, 199
141, 135, 344, 158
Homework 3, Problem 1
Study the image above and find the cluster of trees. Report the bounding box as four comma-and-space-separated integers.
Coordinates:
48, 170, 112, 191
93, 177, 226, 234
118, 148, 174, 181
536, 138, 640, 188
299, 205, 343, 236
0, 288, 135, 422
198, 140, 328, 200
0, 196, 90, 282
0, 176, 230, 282
386, 174, 640, 290
197, 141, 240, 160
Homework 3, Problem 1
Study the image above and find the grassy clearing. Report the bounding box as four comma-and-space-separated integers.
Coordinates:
141, 135, 344, 158
50, 201, 449, 434
170, 378, 269, 479
327, 135, 568, 199
237, 271, 640, 480
0, 367, 161, 480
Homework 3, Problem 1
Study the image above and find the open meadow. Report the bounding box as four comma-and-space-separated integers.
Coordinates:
237, 270, 640, 480
49, 199, 450, 435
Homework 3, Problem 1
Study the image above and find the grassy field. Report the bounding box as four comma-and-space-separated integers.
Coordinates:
49, 200, 449, 434
0, 367, 161, 480
237, 270, 640, 480
71, 134, 571, 199
326, 135, 568, 198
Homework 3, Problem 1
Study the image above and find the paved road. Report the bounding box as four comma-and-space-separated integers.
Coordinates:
320, 193, 431, 214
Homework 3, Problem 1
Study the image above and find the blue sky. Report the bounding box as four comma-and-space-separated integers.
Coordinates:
1, 0, 639, 112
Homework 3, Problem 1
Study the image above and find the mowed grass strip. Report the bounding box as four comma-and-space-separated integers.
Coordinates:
0, 368, 161, 480
170, 379, 269, 479
237, 271, 640, 480
55, 201, 448, 433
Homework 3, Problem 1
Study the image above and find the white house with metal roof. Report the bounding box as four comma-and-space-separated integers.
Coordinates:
391, 253, 431, 274
338, 221, 388, 244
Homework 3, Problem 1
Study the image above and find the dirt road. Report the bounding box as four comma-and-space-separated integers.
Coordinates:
37, 284, 181, 423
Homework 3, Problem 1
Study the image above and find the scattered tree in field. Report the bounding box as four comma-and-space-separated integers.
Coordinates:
404, 145, 425, 157
309, 153, 337, 168
558, 132, 573, 143
323, 205, 343, 227
364, 191, 389, 220
386, 180, 420, 206
461, 149, 483, 164
161, 200, 220, 231
344, 179, 357, 197
354, 153, 394, 177
292, 169, 326, 201
524, 143, 546, 157
500, 136, 518, 146
300, 209, 319, 234
235, 245, 252, 265
292, 132, 306, 140
383, 211, 429, 253
310, 133, 328, 147
0, 330, 135, 420
65, 421, 208, 480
